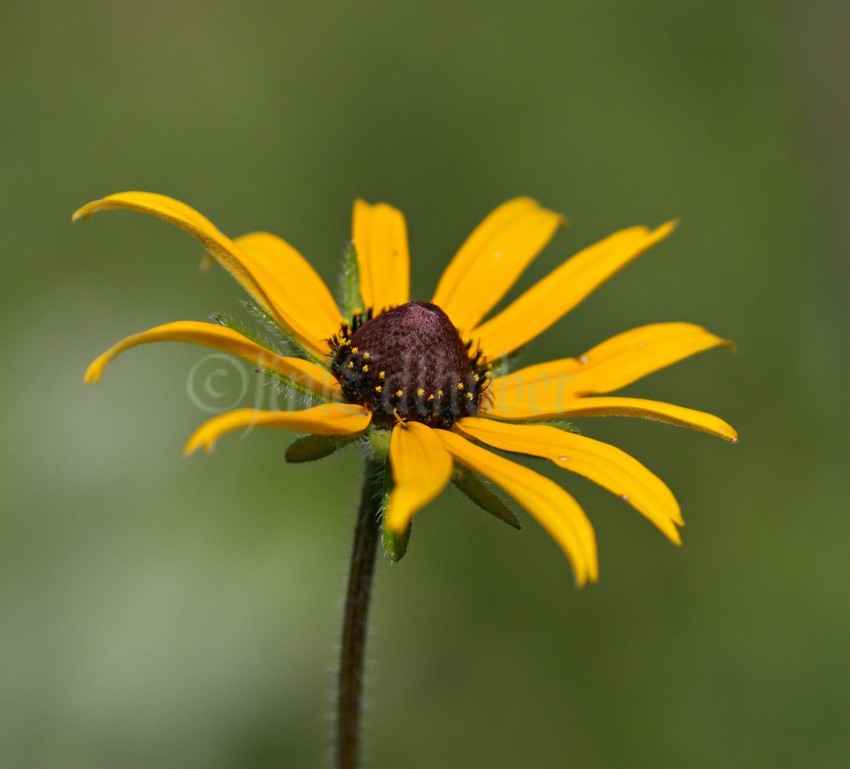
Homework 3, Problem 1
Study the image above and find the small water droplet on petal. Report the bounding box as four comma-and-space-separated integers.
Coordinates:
579, 355, 589, 364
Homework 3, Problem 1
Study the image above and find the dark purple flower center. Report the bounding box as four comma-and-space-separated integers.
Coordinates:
329, 301, 489, 429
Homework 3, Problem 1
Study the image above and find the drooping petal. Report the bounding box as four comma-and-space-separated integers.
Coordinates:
489, 395, 738, 442
84, 320, 341, 399
385, 422, 453, 534
73, 192, 331, 357
352, 199, 410, 311
491, 322, 732, 407
437, 429, 598, 586
470, 221, 678, 358
234, 231, 342, 346
184, 403, 371, 454
456, 418, 683, 544
432, 198, 565, 334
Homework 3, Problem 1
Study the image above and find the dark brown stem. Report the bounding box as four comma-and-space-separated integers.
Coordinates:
336, 460, 383, 769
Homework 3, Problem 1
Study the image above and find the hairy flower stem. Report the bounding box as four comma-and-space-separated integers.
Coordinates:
336, 460, 383, 769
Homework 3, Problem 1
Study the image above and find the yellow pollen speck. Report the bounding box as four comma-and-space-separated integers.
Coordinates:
457, 382, 465, 390
347, 361, 354, 369
395, 389, 404, 398
427, 394, 435, 402
351, 347, 358, 354
465, 392, 473, 400
379, 371, 385, 379
473, 374, 480, 382
437, 390, 444, 397
417, 388, 425, 397
363, 352, 370, 359
362, 365, 369, 372
375, 385, 382, 393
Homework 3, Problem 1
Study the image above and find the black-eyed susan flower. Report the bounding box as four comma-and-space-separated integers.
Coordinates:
77, 192, 737, 587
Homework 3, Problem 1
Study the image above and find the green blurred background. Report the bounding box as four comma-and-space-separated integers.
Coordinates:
1, 1, 847, 767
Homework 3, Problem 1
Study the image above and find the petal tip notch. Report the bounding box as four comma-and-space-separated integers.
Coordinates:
83, 366, 100, 385
83, 354, 109, 385
183, 432, 213, 456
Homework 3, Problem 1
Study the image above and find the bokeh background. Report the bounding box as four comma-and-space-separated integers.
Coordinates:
1, 2, 847, 768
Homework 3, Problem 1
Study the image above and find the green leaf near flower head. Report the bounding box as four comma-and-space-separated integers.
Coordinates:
285, 434, 347, 463
380, 462, 411, 561
452, 465, 522, 530
382, 520, 412, 562
489, 348, 524, 379
341, 241, 365, 319
533, 419, 580, 434
240, 301, 313, 360
212, 311, 275, 351
366, 425, 391, 461
211, 312, 328, 402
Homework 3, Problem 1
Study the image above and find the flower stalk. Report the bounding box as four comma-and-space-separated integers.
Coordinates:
336, 459, 384, 769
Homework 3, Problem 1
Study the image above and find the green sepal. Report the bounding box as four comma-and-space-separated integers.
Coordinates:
488, 348, 523, 379
383, 519, 412, 562
212, 312, 327, 403
258, 367, 327, 404
341, 241, 364, 318
527, 419, 580, 434
285, 434, 348, 463
366, 425, 391, 461
240, 301, 324, 365
452, 465, 521, 530
212, 311, 278, 352
379, 460, 412, 562
484, 417, 579, 434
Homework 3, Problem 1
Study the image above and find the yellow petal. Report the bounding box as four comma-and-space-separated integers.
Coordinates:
184, 403, 371, 454
437, 430, 598, 586
352, 199, 410, 311
385, 422, 453, 534
84, 320, 341, 399
432, 198, 565, 334
491, 395, 738, 442
491, 322, 732, 407
234, 231, 342, 348
73, 192, 332, 358
471, 221, 678, 359
456, 418, 683, 544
